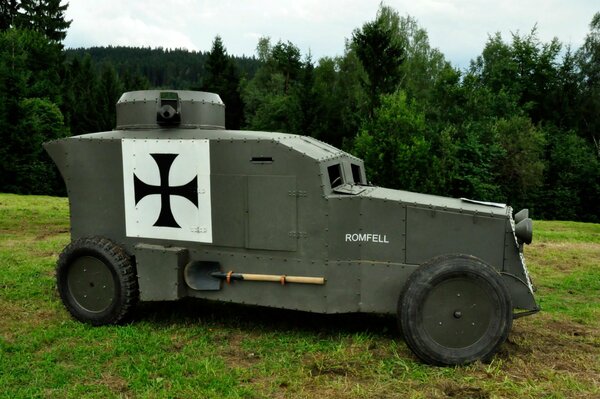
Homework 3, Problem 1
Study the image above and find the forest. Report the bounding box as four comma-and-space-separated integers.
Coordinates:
1, 1, 599, 222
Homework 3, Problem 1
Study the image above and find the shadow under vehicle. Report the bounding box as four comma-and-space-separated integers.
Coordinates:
44, 90, 538, 365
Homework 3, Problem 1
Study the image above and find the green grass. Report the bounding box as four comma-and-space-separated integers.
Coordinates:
1, 193, 599, 398
534, 220, 600, 244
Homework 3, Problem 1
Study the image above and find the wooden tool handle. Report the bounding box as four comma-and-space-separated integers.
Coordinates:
241, 273, 325, 285
284, 276, 325, 285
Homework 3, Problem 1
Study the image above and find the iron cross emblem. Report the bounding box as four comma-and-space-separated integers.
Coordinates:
133, 153, 198, 228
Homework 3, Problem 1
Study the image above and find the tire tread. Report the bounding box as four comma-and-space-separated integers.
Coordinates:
398, 254, 512, 365
56, 236, 139, 325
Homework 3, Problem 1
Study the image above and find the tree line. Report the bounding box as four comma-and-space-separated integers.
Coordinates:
1, 2, 599, 222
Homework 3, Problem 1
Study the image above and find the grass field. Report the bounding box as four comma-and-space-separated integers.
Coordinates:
0, 193, 598, 398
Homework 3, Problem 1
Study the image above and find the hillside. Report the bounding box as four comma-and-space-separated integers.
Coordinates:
65, 46, 261, 89
0, 193, 598, 397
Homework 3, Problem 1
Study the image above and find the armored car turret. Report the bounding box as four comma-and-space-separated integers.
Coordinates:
45, 90, 539, 365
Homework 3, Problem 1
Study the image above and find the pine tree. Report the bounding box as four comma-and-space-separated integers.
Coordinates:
0, 28, 68, 194
0, 0, 19, 31
18, 0, 71, 43
352, 5, 404, 116
202, 36, 243, 129
62, 55, 102, 134
97, 62, 123, 131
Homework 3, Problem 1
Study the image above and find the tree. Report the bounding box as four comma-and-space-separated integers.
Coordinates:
271, 41, 302, 95
120, 69, 150, 92
298, 52, 315, 134
395, 15, 453, 105
352, 91, 443, 192
449, 120, 505, 201
0, 0, 19, 31
97, 62, 123, 131
304, 47, 368, 148
61, 54, 102, 134
309, 57, 344, 145
11, 98, 68, 194
18, 0, 71, 43
0, 28, 62, 102
0, 29, 28, 192
539, 129, 600, 221
352, 5, 404, 115
202, 36, 243, 129
544, 47, 580, 130
469, 29, 563, 124
577, 12, 600, 156
493, 116, 546, 208
0, 28, 68, 194
242, 38, 305, 134
204, 36, 229, 83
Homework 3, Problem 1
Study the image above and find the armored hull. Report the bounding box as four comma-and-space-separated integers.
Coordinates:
45, 90, 538, 365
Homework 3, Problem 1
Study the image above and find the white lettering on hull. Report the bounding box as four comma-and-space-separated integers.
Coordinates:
344, 233, 389, 244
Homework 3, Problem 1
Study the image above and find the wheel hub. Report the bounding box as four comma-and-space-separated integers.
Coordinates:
422, 277, 495, 349
67, 256, 116, 313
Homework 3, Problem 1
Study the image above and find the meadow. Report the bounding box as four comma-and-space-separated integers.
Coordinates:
0, 193, 598, 398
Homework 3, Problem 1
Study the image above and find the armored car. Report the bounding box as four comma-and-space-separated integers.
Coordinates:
45, 90, 539, 365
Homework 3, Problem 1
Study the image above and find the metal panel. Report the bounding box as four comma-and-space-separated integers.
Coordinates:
135, 244, 188, 301
66, 139, 126, 241
359, 200, 406, 263
501, 273, 538, 310
327, 198, 405, 264
327, 198, 362, 260
359, 262, 417, 313
122, 139, 212, 243
247, 175, 297, 251
325, 261, 361, 313
406, 207, 505, 267
211, 175, 246, 247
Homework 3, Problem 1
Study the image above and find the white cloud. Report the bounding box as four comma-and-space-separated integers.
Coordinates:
64, 0, 598, 68
388, 0, 597, 67
65, 0, 199, 50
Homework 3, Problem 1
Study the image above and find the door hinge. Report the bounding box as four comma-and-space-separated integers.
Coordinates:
288, 231, 308, 238
288, 190, 308, 198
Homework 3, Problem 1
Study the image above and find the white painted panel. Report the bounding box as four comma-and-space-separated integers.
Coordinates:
122, 139, 212, 243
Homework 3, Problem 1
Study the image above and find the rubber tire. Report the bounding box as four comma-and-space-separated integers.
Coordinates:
398, 254, 512, 365
56, 237, 139, 325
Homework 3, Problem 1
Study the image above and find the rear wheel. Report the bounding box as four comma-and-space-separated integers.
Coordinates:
398, 254, 512, 365
56, 237, 139, 325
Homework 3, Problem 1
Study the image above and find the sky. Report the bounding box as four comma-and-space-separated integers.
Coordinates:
63, 0, 598, 70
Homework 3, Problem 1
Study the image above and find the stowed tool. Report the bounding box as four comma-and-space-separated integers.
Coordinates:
211, 271, 325, 285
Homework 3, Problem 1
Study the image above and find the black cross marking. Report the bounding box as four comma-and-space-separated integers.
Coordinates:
133, 153, 198, 228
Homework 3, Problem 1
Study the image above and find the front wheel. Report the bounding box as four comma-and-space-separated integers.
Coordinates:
398, 254, 512, 365
56, 237, 139, 325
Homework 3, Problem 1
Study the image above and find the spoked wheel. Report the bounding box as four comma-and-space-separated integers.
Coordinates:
398, 254, 512, 365
56, 237, 139, 325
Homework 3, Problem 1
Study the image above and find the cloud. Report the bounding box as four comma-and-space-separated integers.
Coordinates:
65, 0, 198, 50
392, 0, 596, 67
64, 0, 598, 68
